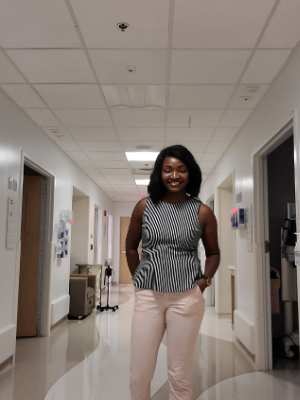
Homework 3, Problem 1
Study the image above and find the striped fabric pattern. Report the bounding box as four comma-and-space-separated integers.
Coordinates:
133, 197, 203, 292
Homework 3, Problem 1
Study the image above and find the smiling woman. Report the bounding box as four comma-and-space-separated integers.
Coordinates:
125, 145, 220, 400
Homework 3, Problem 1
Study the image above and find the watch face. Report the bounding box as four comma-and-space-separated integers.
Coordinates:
207, 278, 212, 286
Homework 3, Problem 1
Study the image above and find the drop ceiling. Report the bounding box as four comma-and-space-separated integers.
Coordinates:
0, 0, 300, 201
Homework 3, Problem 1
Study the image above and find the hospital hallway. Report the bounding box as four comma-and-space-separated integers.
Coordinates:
0, 285, 299, 400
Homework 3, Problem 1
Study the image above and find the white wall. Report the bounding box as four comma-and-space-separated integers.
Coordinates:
112, 201, 137, 284
0, 90, 113, 364
200, 44, 300, 357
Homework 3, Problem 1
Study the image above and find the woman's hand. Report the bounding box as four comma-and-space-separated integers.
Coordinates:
197, 278, 207, 293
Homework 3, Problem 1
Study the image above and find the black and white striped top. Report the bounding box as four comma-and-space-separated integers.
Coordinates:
132, 196, 203, 292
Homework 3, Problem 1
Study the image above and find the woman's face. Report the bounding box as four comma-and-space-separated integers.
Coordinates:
161, 156, 189, 194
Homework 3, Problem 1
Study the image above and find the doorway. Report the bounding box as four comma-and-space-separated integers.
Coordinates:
17, 163, 51, 338
266, 133, 299, 369
215, 173, 235, 317
70, 187, 90, 273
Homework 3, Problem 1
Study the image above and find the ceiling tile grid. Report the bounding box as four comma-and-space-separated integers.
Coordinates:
1, 0, 299, 200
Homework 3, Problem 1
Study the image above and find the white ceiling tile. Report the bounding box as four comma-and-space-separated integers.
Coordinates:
94, 161, 130, 169
167, 141, 208, 153
78, 141, 122, 152
102, 85, 166, 108
111, 109, 165, 127
42, 127, 74, 141
82, 167, 102, 175
33, 84, 106, 109
117, 128, 165, 141
241, 50, 292, 84
172, 0, 276, 48
213, 128, 239, 141
0, 84, 45, 108
100, 169, 133, 180
228, 85, 269, 109
105, 179, 135, 185
167, 110, 223, 128
121, 141, 164, 152
168, 86, 235, 109
66, 152, 89, 161
111, 185, 139, 194
67, 127, 117, 141
90, 50, 168, 84
55, 141, 82, 152
93, 179, 109, 185
86, 152, 127, 161
167, 128, 214, 141
202, 153, 222, 161
52, 109, 112, 127
0, 0, 81, 48
129, 161, 154, 170
0, 52, 26, 83
111, 195, 122, 201
89, 174, 106, 181
6, 50, 95, 83
259, 0, 300, 48
200, 160, 217, 169
24, 109, 61, 126
205, 141, 230, 152
74, 160, 95, 168
219, 109, 252, 127
70, 0, 169, 48
170, 51, 251, 84
121, 195, 142, 201
193, 153, 204, 162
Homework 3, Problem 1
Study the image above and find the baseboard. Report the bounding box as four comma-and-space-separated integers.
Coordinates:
234, 309, 255, 355
0, 356, 13, 376
0, 324, 16, 365
50, 295, 70, 326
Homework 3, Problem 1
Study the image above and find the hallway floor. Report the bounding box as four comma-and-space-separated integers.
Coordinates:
0, 285, 299, 400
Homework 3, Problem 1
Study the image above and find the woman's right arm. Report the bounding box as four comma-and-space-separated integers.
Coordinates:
125, 198, 147, 276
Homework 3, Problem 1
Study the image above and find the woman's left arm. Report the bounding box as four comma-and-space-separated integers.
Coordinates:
197, 204, 220, 292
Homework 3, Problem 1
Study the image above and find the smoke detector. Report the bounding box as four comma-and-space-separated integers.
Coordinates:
239, 96, 254, 102
117, 22, 130, 32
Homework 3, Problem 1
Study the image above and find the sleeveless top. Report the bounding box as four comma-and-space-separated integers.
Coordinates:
132, 196, 203, 292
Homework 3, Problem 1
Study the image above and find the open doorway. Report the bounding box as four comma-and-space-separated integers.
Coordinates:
254, 121, 299, 370
17, 159, 54, 338
215, 174, 235, 318
70, 187, 90, 274
266, 132, 299, 369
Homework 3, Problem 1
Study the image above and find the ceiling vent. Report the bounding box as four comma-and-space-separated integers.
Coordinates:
135, 145, 153, 150
117, 22, 130, 32
244, 86, 260, 94
102, 85, 166, 109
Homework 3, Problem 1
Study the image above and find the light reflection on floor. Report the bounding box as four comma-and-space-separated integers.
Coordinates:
0, 285, 299, 400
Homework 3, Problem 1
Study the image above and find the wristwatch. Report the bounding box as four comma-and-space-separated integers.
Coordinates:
201, 275, 212, 286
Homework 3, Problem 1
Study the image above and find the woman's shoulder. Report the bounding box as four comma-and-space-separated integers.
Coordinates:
132, 196, 148, 218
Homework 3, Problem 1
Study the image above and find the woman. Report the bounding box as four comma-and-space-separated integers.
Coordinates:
126, 145, 220, 400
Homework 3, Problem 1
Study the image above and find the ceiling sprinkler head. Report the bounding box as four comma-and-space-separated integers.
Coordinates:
117, 22, 130, 32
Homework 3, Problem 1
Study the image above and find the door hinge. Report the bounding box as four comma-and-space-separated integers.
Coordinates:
265, 240, 270, 253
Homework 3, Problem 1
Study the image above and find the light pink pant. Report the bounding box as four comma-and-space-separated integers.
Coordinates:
130, 286, 204, 400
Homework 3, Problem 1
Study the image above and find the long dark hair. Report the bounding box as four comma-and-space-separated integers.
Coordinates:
148, 145, 202, 202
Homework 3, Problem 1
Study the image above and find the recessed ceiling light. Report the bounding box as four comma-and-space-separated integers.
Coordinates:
117, 22, 130, 32
135, 179, 150, 185
126, 152, 159, 161
135, 145, 153, 150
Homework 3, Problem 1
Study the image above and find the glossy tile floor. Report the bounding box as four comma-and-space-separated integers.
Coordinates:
0, 285, 299, 400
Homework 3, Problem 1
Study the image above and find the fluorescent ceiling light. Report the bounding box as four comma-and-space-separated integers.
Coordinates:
126, 152, 159, 161
135, 179, 150, 186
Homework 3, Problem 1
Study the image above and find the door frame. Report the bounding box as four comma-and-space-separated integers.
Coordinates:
13, 151, 55, 343
252, 115, 297, 370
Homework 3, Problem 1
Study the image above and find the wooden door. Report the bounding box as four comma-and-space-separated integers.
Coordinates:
119, 217, 142, 284
17, 176, 43, 337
